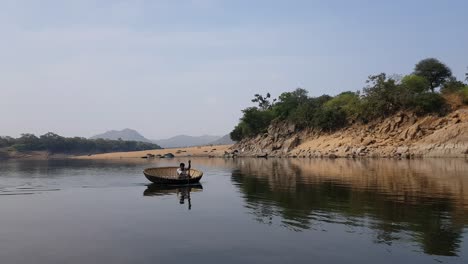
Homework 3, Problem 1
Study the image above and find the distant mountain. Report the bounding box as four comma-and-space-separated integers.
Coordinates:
152, 135, 221, 148
208, 134, 235, 145
90, 128, 153, 143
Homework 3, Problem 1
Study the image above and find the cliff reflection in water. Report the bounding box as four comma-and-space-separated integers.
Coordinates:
231, 158, 468, 256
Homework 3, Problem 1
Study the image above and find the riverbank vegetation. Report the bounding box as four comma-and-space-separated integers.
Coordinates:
0, 132, 161, 154
231, 58, 468, 141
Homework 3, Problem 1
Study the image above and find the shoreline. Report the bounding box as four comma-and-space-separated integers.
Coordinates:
73, 144, 233, 160
0, 145, 233, 161
2, 142, 467, 161
3, 107, 468, 162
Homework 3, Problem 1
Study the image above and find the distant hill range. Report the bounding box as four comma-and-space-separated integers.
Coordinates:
91, 129, 235, 148
153, 134, 235, 148
208, 134, 235, 145
152, 135, 221, 148
90, 128, 153, 143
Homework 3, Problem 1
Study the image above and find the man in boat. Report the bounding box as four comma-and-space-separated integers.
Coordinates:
177, 160, 191, 179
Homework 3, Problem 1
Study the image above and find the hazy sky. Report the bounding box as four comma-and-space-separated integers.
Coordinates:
1, 0, 467, 139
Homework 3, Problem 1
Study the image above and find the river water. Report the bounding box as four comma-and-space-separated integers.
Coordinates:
0, 158, 467, 264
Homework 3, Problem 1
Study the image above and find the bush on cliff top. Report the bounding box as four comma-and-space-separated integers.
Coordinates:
460, 86, 468, 105
230, 58, 467, 141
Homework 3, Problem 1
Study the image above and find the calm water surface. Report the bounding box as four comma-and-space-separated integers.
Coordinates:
0, 158, 467, 264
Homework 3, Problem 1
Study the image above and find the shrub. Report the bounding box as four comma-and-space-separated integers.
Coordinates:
441, 78, 466, 94
324, 91, 362, 120
273, 88, 309, 120
460, 86, 468, 105
230, 122, 250, 141
360, 73, 408, 120
288, 95, 333, 128
411, 92, 446, 115
313, 108, 347, 131
288, 101, 316, 128
401, 75, 430, 93
0, 136, 15, 148
243, 107, 275, 134
230, 107, 275, 140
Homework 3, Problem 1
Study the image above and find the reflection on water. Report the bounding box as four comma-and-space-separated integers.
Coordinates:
0, 158, 467, 263
231, 158, 468, 256
143, 184, 203, 210
0, 159, 145, 193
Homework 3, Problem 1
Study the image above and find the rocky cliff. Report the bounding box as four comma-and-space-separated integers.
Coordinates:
232, 108, 468, 158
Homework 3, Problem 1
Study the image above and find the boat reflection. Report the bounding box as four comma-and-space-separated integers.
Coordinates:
143, 184, 203, 210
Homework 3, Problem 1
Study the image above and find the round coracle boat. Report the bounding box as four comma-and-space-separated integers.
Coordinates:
143, 167, 203, 184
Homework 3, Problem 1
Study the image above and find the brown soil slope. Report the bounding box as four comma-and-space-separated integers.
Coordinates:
233, 108, 468, 158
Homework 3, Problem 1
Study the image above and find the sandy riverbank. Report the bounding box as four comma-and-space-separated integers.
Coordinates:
74, 144, 233, 160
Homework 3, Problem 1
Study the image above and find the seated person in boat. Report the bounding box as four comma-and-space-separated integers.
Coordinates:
177, 160, 191, 179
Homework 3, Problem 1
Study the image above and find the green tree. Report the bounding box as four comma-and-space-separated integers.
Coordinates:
288, 101, 316, 128
361, 73, 407, 120
15, 133, 42, 150
288, 95, 334, 128
0, 136, 15, 148
251, 93, 276, 110
313, 108, 347, 131
230, 122, 250, 141
411, 92, 446, 115
414, 58, 452, 92
240, 107, 275, 136
273, 88, 309, 119
40, 132, 66, 153
401, 75, 430, 93
324, 91, 362, 120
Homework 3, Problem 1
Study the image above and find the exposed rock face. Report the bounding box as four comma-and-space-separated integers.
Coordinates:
232, 109, 468, 158
235, 121, 307, 156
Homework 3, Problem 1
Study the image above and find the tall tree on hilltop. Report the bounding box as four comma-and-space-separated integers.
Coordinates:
413, 58, 452, 92
251, 93, 276, 110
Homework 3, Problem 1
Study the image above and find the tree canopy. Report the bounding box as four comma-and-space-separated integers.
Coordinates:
414, 58, 452, 92
0, 133, 161, 154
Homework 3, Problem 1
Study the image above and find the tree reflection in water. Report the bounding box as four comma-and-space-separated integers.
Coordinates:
231, 158, 468, 256
143, 184, 203, 210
